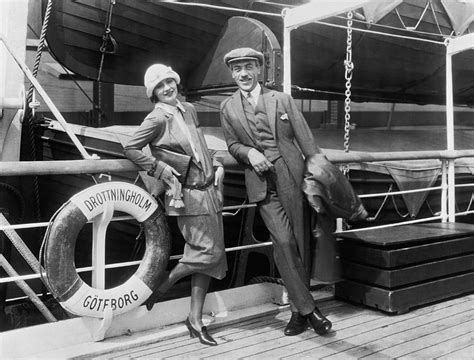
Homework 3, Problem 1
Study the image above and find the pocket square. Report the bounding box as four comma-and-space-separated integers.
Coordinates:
280, 113, 289, 121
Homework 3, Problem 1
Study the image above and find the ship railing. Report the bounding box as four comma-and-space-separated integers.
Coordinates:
2, 149, 474, 291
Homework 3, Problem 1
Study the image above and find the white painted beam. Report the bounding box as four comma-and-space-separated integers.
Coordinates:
446, 32, 474, 55
445, 33, 474, 222
283, 0, 371, 31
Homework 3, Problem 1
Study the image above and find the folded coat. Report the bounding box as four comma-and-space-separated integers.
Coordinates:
303, 154, 368, 221
302, 154, 368, 282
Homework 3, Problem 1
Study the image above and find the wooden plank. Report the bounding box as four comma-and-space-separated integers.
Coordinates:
437, 343, 474, 359
72, 0, 217, 44
108, 312, 287, 359
204, 298, 469, 359
85, 296, 473, 359
260, 297, 473, 359
335, 272, 474, 313
97, 309, 292, 359
339, 236, 474, 268
340, 222, 474, 246
340, 254, 474, 287
403, 332, 473, 359
100, 302, 343, 359
199, 307, 386, 360
104, 313, 289, 359
206, 311, 393, 360
362, 312, 473, 359
321, 298, 474, 359
333, 301, 474, 359
297, 314, 473, 359
110, 302, 345, 359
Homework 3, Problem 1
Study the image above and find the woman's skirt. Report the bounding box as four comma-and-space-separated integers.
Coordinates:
176, 205, 227, 280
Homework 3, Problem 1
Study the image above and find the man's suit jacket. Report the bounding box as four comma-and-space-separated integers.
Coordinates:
220, 86, 321, 202
124, 102, 222, 216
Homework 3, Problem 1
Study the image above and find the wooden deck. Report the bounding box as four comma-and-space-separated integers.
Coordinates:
89, 294, 473, 360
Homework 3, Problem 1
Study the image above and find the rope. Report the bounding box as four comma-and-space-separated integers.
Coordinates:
407, 1, 430, 31
57, 63, 96, 108
366, 184, 393, 221
23, 0, 53, 225
23, 24, 97, 110
247, 276, 284, 286
313, 19, 445, 45
391, 194, 410, 218
0, 255, 57, 323
334, 14, 448, 39
26, 0, 52, 103
0, 182, 25, 223
428, 0, 444, 36
164, 2, 282, 17
0, 214, 43, 276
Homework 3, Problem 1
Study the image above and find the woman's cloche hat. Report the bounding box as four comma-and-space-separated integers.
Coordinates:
144, 64, 180, 98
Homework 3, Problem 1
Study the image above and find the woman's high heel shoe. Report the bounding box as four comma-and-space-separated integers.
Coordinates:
184, 318, 218, 346
144, 290, 165, 311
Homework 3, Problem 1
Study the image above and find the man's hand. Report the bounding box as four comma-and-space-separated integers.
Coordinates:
248, 148, 274, 175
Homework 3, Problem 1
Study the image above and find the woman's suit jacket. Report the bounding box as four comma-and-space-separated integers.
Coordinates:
124, 101, 223, 216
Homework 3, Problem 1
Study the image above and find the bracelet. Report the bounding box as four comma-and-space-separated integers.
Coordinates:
147, 162, 157, 177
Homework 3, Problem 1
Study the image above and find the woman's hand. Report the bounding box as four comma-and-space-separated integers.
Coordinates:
214, 166, 224, 188
160, 165, 181, 188
214, 166, 224, 208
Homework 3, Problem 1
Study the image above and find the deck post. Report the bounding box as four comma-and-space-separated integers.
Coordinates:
445, 33, 474, 222
282, 14, 292, 95
0, 0, 27, 161
440, 159, 448, 222
282, 0, 371, 95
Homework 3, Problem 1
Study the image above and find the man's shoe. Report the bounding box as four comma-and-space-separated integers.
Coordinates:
284, 312, 308, 336
307, 307, 332, 335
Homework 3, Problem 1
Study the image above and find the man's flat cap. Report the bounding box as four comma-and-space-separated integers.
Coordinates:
224, 47, 264, 67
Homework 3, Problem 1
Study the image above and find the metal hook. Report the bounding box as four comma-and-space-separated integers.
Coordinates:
98, 173, 112, 182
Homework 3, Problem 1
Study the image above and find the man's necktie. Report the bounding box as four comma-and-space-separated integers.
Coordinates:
247, 92, 256, 109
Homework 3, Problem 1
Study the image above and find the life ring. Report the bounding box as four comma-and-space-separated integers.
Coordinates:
42, 181, 170, 318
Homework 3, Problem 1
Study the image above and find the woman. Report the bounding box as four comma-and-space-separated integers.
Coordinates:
124, 64, 227, 346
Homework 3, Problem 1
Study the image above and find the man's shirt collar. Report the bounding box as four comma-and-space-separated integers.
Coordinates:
240, 83, 261, 100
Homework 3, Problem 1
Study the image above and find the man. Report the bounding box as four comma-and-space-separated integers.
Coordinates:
220, 47, 331, 336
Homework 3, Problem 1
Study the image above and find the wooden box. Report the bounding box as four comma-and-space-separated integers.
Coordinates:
335, 222, 474, 313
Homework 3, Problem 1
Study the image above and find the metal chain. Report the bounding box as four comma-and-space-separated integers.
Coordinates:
342, 11, 354, 176
97, 0, 117, 82
96, 0, 117, 125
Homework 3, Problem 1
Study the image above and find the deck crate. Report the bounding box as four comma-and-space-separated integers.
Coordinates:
335, 222, 474, 313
